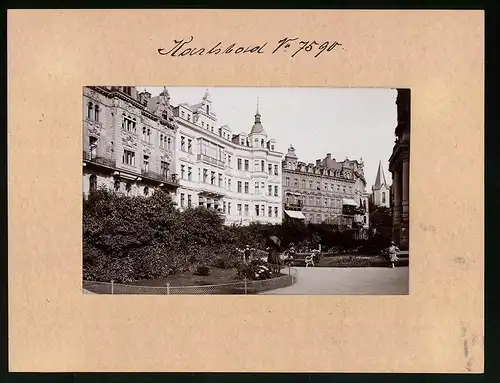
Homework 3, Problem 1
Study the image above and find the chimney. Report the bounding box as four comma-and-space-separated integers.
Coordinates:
316, 159, 321, 166
327, 153, 331, 159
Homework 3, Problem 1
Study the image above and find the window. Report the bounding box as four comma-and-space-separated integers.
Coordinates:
167, 137, 171, 150
160, 134, 164, 148
188, 139, 192, 153
237, 158, 242, 170
255, 182, 259, 194
268, 164, 272, 175
181, 165, 185, 179
244, 159, 249, 171
147, 129, 151, 143
324, 184, 327, 191
271, 145, 275, 151
203, 169, 208, 183
363, 216, 367, 223
237, 181, 242, 193
382, 192, 386, 203
188, 167, 192, 181
237, 204, 242, 215
87, 102, 93, 119
244, 182, 249, 194
122, 150, 135, 166
206, 105, 210, 114
211, 171, 215, 185
228, 155, 232, 168
316, 182, 320, 190
142, 127, 147, 141
181, 110, 185, 118
114, 179, 120, 191
181, 136, 185, 151
261, 182, 264, 193
223, 202, 226, 213
143, 186, 149, 196
180, 193, 185, 208
161, 161, 169, 176
268, 185, 272, 196
261, 160, 265, 172
89, 174, 97, 191
268, 206, 272, 217
125, 183, 132, 196
302, 180, 306, 189
309, 181, 313, 189
285, 177, 290, 186
316, 197, 320, 206
343, 187, 346, 193
218, 173, 223, 187
122, 116, 136, 133
294, 179, 298, 187
227, 179, 231, 191
274, 207, 278, 217
261, 206, 265, 216
317, 214, 321, 223
227, 202, 231, 214
143, 155, 149, 172
274, 186, 278, 197
94, 105, 100, 122
244, 204, 249, 216
201, 121, 205, 128
324, 199, 328, 207
274, 164, 279, 175
89, 136, 98, 159
255, 205, 259, 216
187, 195, 192, 208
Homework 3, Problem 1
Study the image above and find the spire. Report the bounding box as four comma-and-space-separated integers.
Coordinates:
374, 160, 387, 189
203, 88, 211, 102
255, 97, 261, 123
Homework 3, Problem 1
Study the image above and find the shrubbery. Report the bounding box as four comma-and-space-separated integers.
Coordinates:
236, 259, 275, 280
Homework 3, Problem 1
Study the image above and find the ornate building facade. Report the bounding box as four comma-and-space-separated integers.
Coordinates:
282, 146, 370, 238
388, 89, 411, 249
370, 161, 391, 208
82, 86, 179, 199
172, 91, 283, 225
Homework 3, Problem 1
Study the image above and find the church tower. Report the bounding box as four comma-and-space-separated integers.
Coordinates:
372, 161, 391, 208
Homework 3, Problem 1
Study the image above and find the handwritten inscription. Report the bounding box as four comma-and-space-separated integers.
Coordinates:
158, 36, 343, 59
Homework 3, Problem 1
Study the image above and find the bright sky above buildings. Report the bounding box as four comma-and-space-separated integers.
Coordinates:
143, 86, 397, 189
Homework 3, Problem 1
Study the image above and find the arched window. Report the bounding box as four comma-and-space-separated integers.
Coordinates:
87, 102, 93, 119
144, 186, 149, 196
94, 105, 100, 121
261, 139, 264, 147
89, 174, 97, 191
382, 192, 386, 203
114, 179, 120, 191
167, 137, 171, 150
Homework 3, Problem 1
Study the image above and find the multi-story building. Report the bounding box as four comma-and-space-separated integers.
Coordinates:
389, 89, 411, 249
82, 86, 179, 199
171, 90, 283, 225
370, 161, 391, 208
282, 146, 370, 239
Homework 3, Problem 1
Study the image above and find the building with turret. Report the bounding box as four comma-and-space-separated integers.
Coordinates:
82, 86, 179, 199
370, 161, 391, 208
282, 146, 370, 239
172, 92, 283, 225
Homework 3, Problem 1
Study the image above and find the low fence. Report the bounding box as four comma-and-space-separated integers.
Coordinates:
83, 268, 298, 295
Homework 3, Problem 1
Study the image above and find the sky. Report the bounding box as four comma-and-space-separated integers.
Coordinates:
143, 86, 396, 189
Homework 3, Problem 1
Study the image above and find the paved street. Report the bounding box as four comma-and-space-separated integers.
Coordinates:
261, 267, 409, 295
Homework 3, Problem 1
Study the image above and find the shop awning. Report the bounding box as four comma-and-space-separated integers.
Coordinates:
284, 210, 306, 219
342, 198, 359, 207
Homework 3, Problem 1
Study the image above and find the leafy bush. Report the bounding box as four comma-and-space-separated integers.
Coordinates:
236, 259, 274, 280
194, 265, 210, 276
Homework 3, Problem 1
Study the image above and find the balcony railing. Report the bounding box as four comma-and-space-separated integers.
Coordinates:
141, 170, 179, 185
83, 151, 117, 168
342, 205, 366, 215
197, 154, 225, 168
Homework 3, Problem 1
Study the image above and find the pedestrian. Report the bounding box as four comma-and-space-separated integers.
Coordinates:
243, 244, 252, 265
386, 241, 400, 268
286, 242, 296, 265
267, 236, 282, 275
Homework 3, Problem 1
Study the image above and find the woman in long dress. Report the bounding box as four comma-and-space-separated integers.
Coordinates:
266, 236, 282, 275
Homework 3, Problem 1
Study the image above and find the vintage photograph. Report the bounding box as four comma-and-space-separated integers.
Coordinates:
82, 86, 410, 295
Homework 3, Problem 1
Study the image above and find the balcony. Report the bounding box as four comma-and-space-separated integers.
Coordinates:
285, 202, 303, 211
83, 151, 117, 168
197, 153, 225, 168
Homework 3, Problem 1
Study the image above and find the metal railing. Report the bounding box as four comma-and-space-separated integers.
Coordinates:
83, 268, 297, 295
83, 151, 117, 168
197, 154, 225, 168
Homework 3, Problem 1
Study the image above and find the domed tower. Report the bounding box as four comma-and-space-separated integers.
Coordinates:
283, 145, 298, 170
248, 98, 267, 148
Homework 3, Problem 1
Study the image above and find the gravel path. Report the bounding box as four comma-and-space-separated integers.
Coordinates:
260, 266, 409, 295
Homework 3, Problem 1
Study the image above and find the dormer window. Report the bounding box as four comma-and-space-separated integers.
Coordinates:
206, 105, 210, 114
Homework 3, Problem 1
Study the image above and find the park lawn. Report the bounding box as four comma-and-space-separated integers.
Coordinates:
129, 267, 241, 287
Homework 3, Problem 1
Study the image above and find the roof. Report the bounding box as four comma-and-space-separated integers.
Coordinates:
284, 210, 305, 219
250, 122, 265, 134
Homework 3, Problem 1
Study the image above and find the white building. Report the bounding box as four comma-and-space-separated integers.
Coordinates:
371, 160, 391, 208
166, 90, 283, 225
